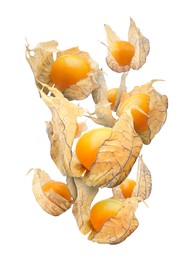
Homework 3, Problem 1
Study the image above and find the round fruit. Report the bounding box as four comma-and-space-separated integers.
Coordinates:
76, 127, 112, 170
111, 40, 135, 67
120, 178, 136, 198
119, 93, 150, 132
42, 181, 71, 202
90, 198, 122, 232
51, 54, 91, 91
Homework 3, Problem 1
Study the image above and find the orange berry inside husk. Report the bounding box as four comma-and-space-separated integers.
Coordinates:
76, 127, 112, 170
42, 181, 71, 202
51, 54, 91, 91
120, 93, 150, 133
108, 88, 119, 109
120, 178, 136, 198
110, 40, 135, 67
90, 199, 122, 232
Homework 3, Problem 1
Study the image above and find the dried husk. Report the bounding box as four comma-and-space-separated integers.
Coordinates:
129, 18, 150, 70
75, 121, 87, 138
59, 47, 100, 100
132, 156, 152, 200
72, 178, 98, 235
113, 156, 152, 200
41, 84, 84, 175
84, 108, 143, 188
113, 72, 128, 111
26, 43, 99, 100
32, 169, 71, 216
104, 18, 150, 73
66, 176, 78, 201
88, 198, 139, 244
25, 41, 58, 94
89, 69, 116, 127
104, 24, 130, 73
69, 152, 87, 177
117, 80, 168, 144
112, 184, 125, 199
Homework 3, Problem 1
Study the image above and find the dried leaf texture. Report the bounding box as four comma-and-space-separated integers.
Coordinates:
66, 176, 77, 201
58, 47, 100, 100
117, 80, 168, 144
129, 18, 150, 70
72, 178, 98, 235
113, 156, 152, 200
132, 156, 152, 200
88, 198, 139, 244
26, 43, 99, 100
32, 169, 71, 216
69, 152, 87, 177
113, 73, 128, 112
104, 18, 149, 73
104, 26, 127, 73
104, 24, 130, 73
104, 24, 120, 47
25, 41, 58, 92
89, 70, 116, 127
112, 185, 124, 199
41, 85, 84, 175
84, 109, 143, 188
75, 121, 87, 138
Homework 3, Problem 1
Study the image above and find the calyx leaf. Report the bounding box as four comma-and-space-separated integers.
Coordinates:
72, 178, 98, 235
88, 198, 139, 244
89, 69, 116, 127
129, 18, 150, 70
113, 156, 152, 201
40, 84, 84, 175
26, 43, 99, 100
104, 18, 150, 73
132, 156, 152, 200
32, 169, 71, 216
25, 40, 58, 93
84, 109, 142, 188
117, 80, 168, 144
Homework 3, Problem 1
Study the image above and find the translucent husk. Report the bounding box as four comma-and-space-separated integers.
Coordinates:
26, 43, 100, 100
88, 198, 139, 244
104, 17, 150, 73
32, 169, 71, 216
40, 85, 84, 176
117, 80, 168, 144
113, 156, 152, 201
84, 108, 143, 188
72, 178, 98, 235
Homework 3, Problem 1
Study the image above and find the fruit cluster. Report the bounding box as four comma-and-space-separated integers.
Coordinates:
26, 18, 168, 244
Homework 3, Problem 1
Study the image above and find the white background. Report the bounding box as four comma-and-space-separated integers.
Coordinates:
1, 0, 191, 259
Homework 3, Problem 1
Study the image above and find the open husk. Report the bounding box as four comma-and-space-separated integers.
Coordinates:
88, 197, 139, 244
41, 85, 84, 175
104, 18, 150, 73
113, 156, 152, 201
84, 108, 143, 188
89, 69, 116, 127
117, 80, 168, 144
26, 43, 100, 100
72, 178, 98, 235
32, 169, 71, 216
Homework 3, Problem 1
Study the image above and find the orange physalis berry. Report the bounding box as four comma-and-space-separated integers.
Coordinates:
51, 54, 91, 91
42, 181, 72, 202
76, 127, 112, 170
111, 40, 135, 67
120, 178, 136, 198
119, 93, 150, 133
90, 199, 122, 232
